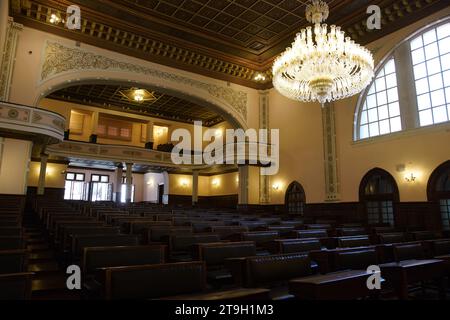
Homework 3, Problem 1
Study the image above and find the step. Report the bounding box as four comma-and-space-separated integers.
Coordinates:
27, 244, 49, 251
28, 262, 60, 273
26, 238, 46, 244
32, 274, 68, 292
29, 251, 54, 261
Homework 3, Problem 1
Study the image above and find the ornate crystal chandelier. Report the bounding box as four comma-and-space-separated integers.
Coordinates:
272, 0, 374, 105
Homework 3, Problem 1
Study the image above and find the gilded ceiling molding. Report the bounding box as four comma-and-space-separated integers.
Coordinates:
41, 41, 248, 121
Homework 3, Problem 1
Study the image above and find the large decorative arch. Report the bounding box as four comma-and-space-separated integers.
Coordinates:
359, 168, 399, 226
285, 181, 306, 215
34, 41, 248, 130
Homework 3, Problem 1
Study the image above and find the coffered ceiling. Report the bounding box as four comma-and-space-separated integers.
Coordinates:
47, 84, 224, 126
10, 0, 450, 88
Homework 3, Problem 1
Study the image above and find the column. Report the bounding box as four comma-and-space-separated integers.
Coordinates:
145, 121, 154, 149
192, 170, 199, 206
114, 164, 123, 203
259, 90, 270, 204
89, 111, 99, 143
37, 153, 48, 196
0, 18, 23, 101
125, 163, 133, 203
238, 165, 249, 205
322, 102, 340, 201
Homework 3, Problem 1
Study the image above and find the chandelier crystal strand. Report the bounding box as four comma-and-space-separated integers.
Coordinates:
272, 0, 374, 105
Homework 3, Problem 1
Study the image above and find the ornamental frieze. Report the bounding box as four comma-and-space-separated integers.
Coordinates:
41, 42, 248, 120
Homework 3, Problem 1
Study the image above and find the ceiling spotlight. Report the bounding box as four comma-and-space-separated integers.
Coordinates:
254, 73, 267, 82
49, 13, 61, 24
119, 88, 156, 103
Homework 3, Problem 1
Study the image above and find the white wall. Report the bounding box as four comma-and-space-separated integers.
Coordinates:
0, 138, 32, 195
143, 172, 166, 203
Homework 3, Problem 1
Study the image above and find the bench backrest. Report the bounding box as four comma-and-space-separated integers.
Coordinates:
339, 228, 367, 237
393, 243, 424, 261
411, 231, 440, 241
72, 235, 140, 256
245, 253, 311, 287
0, 237, 25, 250
379, 232, 406, 244
296, 229, 328, 239
170, 234, 221, 252
0, 273, 33, 300
199, 241, 256, 266
278, 239, 322, 254
335, 249, 378, 270
0, 227, 23, 237
211, 226, 249, 239
241, 231, 279, 245
104, 262, 205, 299
0, 250, 29, 274
83, 245, 165, 274
148, 227, 193, 242
338, 236, 371, 248
432, 239, 450, 256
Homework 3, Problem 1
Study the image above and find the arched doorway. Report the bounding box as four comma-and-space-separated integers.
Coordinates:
427, 161, 450, 230
359, 168, 399, 226
285, 181, 306, 215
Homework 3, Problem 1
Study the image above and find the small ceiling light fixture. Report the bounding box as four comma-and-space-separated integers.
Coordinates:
405, 173, 417, 183
49, 13, 62, 24
119, 88, 156, 103
272, 0, 374, 105
254, 73, 267, 82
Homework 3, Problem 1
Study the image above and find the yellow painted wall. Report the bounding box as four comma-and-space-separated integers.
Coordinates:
169, 172, 238, 197
28, 162, 67, 189
334, 9, 450, 203
0, 138, 32, 195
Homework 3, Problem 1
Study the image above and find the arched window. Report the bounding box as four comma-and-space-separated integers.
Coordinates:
427, 161, 450, 230
410, 22, 450, 126
285, 181, 306, 215
359, 169, 399, 226
358, 58, 402, 139
355, 19, 450, 141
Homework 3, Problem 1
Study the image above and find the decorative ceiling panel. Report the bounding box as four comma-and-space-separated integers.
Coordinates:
47, 84, 224, 126
10, 0, 449, 88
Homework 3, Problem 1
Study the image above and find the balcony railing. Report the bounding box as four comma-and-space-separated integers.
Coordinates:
0, 101, 65, 143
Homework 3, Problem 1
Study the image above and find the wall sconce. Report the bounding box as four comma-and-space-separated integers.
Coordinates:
180, 179, 189, 188
214, 129, 223, 138
147, 179, 154, 186
212, 179, 220, 187
405, 173, 417, 183
272, 183, 280, 191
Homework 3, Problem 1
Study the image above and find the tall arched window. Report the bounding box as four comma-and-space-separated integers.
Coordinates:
427, 161, 450, 230
410, 22, 450, 126
358, 58, 401, 139
355, 19, 450, 141
359, 169, 399, 226
285, 181, 306, 215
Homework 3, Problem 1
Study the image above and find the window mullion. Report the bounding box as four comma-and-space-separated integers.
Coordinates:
395, 42, 419, 129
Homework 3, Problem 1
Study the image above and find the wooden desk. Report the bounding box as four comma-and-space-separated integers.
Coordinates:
159, 288, 270, 300
289, 270, 377, 300
379, 259, 446, 300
